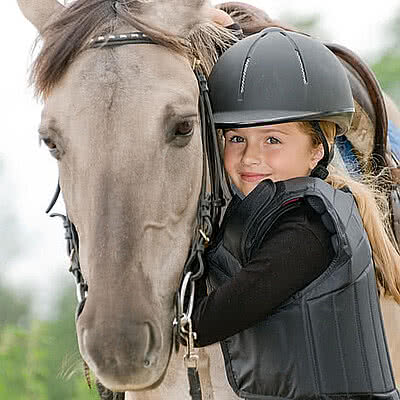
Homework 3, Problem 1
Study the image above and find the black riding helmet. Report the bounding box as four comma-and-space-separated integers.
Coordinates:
208, 28, 355, 179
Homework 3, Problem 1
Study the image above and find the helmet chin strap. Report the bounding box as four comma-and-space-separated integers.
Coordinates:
310, 164, 329, 180
310, 121, 335, 180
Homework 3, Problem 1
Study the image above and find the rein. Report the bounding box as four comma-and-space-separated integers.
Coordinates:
46, 31, 228, 400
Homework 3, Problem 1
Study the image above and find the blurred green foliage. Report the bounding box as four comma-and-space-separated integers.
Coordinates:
0, 285, 99, 400
372, 10, 400, 104
373, 51, 400, 104
0, 280, 31, 329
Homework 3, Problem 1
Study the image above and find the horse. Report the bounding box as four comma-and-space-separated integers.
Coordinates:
17, 0, 241, 398
17, 1, 400, 399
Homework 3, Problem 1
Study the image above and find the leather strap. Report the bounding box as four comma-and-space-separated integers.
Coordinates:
188, 368, 203, 400
325, 43, 388, 173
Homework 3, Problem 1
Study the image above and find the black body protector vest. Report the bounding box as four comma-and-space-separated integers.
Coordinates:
206, 177, 399, 400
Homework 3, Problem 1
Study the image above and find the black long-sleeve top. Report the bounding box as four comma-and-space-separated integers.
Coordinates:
192, 202, 335, 347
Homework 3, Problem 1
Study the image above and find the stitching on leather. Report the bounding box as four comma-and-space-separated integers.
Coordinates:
366, 270, 390, 388
353, 282, 373, 391
305, 303, 321, 394
220, 340, 242, 395
332, 295, 350, 395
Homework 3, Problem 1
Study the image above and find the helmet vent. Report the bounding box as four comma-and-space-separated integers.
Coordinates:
283, 33, 309, 85
237, 32, 268, 101
295, 49, 308, 84
240, 57, 251, 96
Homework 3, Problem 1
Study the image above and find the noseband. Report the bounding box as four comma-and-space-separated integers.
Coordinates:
46, 31, 228, 400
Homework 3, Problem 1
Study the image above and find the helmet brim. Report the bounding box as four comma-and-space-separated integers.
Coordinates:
213, 108, 355, 135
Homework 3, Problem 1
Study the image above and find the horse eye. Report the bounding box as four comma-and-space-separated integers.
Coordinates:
39, 136, 62, 159
41, 137, 57, 150
175, 120, 194, 136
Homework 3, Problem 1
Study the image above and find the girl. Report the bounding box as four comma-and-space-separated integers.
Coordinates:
190, 27, 400, 400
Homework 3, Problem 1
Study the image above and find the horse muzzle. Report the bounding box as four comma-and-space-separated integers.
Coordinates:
77, 315, 168, 391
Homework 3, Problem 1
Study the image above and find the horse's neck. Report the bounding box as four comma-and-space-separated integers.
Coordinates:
380, 297, 400, 386
125, 343, 241, 400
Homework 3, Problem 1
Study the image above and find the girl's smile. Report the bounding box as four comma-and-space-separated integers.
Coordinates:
239, 172, 270, 183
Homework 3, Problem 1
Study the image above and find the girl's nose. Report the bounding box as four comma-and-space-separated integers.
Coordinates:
241, 143, 262, 166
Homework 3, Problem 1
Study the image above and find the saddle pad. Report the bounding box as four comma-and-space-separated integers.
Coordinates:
389, 120, 400, 160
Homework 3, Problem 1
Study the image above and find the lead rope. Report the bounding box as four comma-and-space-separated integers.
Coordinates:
173, 63, 228, 400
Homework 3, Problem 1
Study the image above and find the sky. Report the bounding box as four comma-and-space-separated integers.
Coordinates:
2, 0, 399, 317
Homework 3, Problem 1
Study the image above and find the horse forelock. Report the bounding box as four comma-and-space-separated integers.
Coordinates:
31, 0, 237, 98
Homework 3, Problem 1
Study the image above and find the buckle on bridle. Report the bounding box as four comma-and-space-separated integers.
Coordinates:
199, 229, 210, 244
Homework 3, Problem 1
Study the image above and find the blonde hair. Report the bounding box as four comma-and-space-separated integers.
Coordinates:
301, 121, 400, 303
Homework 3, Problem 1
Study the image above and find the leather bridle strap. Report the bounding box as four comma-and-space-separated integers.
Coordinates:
89, 32, 154, 47
180, 67, 227, 282
46, 183, 87, 320
171, 66, 227, 399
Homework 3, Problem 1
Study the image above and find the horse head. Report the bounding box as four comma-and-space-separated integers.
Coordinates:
17, 0, 233, 392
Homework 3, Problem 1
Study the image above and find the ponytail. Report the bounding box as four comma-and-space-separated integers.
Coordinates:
304, 120, 400, 303
326, 168, 400, 303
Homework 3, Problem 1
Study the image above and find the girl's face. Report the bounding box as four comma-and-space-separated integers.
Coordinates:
224, 122, 324, 196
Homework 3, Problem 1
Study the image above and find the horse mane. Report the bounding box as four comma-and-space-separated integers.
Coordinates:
217, 1, 297, 34
32, 0, 237, 98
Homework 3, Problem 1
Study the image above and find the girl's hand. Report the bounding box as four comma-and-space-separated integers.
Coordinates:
207, 7, 234, 27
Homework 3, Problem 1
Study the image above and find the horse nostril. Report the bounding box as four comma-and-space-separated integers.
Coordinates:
144, 359, 151, 368
143, 321, 161, 368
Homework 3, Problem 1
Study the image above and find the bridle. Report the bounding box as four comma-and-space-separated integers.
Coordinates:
46, 31, 228, 400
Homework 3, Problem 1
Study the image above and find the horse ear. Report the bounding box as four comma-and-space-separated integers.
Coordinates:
17, 0, 64, 34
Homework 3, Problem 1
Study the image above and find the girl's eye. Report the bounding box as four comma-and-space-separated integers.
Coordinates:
266, 136, 281, 144
229, 135, 245, 143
